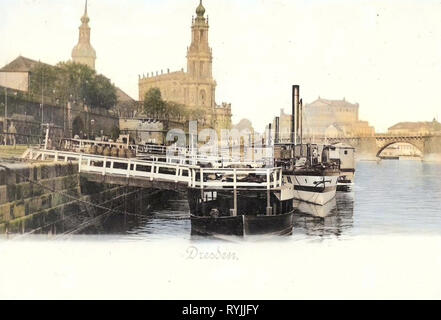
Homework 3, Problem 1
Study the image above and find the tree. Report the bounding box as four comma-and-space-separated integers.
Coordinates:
29, 62, 58, 101
87, 74, 117, 109
110, 126, 120, 140
166, 101, 186, 121
29, 61, 117, 110
143, 88, 165, 118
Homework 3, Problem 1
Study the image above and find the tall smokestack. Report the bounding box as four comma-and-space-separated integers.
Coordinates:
292, 85, 300, 144
275, 117, 280, 144
300, 99, 303, 155
268, 123, 272, 146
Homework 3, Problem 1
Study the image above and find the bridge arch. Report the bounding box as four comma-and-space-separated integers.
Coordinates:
375, 139, 424, 158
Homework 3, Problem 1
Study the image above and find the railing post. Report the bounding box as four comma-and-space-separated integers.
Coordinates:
266, 169, 270, 190
200, 168, 204, 189
175, 165, 179, 183
78, 154, 82, 173
150, 164, 155, 181
127, 160, 131, 178
103, 158, 107, 176
188, 168, 192, 187
273, 171, 277, 188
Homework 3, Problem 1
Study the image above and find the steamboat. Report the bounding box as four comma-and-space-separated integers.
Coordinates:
188, 164, 294, 237
273, 85, 340, 206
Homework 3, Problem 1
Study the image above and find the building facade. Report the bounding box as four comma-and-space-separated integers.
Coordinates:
302, 98, 375, 138
272, 98, 375, 142
138, 1, 232, 133
388, 120, 441, 136
0, 56, 45, 92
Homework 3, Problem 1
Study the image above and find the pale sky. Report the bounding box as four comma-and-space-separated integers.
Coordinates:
1, 0, 441, 132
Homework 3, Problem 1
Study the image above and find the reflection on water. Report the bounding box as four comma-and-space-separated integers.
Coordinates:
84, 190, 355, 241
70, 160, 441, 240
293, 193, 354, 238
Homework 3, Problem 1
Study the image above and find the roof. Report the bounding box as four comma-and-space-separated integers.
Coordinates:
116, 87, 135, 103
0, 56, 52, 73
307, 98, 359, 109
388, 121, 441, 131
233, 118, 254, 132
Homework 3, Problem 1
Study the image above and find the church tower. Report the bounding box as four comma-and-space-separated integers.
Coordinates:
187, 0, 213, 80
72, 0, 96, 70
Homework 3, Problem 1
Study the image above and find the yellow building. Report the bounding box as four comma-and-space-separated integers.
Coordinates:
388, 120, 441, 136
272, 98, 375, 142
302, 98, 375, 138
138, 1, 232, 133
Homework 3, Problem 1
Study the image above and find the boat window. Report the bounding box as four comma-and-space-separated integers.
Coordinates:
344, 150, 348, 155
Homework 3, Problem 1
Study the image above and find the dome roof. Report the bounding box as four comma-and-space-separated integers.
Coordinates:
72, 43, 96, 58
196, 0, 205, 17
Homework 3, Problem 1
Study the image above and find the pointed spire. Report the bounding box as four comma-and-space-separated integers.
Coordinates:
73, 0, 96, 70
81, 0, 89, 24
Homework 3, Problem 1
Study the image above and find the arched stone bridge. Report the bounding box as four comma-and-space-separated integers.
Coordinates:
310, 134, 441, 160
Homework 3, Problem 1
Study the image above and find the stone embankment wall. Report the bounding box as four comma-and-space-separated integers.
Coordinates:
0, 161, 152, 235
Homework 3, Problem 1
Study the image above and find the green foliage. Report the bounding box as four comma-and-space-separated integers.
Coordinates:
142, 88, 207, 123
110, 126, 120, 140
29, 61, 117, 110
166, 101, 186, 121
29, 63, 57, 99
187, 107, 205, 122
143, 88, 165, 118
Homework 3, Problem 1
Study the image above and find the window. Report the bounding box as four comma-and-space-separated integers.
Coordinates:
200, 89, 206, 105
200, 61, 204, 77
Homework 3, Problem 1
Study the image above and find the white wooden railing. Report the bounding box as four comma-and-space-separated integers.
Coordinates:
63, 138, 274, 167
22, 149, 283, 190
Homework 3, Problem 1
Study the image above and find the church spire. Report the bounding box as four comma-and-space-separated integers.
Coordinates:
72, 0, 96, 70
81, 0, 89, 24
187, 0, 212, 80
196, 0, 205, 18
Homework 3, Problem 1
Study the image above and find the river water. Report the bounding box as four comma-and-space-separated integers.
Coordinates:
85, 159, 441, 241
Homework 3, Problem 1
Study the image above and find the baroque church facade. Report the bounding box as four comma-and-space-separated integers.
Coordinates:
138, 1, 232, 133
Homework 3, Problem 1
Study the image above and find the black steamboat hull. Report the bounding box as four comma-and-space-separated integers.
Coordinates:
191, 211, 294, 237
